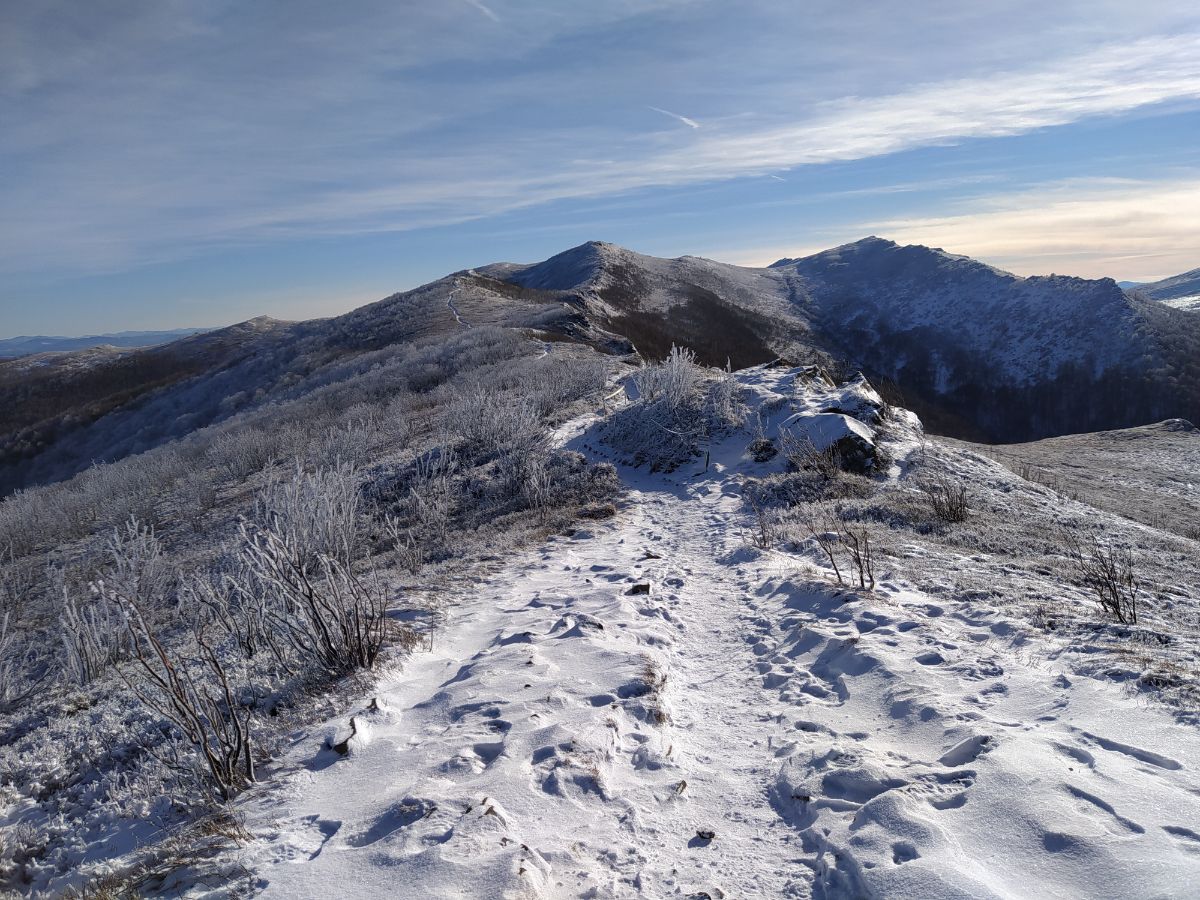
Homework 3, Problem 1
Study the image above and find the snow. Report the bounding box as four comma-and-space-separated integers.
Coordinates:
781, 412, 875, 452
1162, 294, 1200, 312
208, 367, 1199, 898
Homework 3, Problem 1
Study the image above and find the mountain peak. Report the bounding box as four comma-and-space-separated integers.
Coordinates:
769, 236, 902, 268
508, 240, 630, 291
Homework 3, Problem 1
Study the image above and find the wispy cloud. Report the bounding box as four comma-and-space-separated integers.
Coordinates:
646, 33, 1200, 181
2, 4, 1199, 280
648, 105, 701, 129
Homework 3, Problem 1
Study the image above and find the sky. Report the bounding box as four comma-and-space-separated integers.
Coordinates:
2, 1, 1199, 337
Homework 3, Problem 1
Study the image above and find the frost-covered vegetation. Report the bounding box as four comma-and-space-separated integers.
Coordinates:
602, 346, 745, 471
0, 325, 619, 894
220, 359, 1199, 899
734, 367, 1200, 720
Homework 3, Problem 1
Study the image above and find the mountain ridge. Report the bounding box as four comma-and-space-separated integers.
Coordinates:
2, 236, 1198, 496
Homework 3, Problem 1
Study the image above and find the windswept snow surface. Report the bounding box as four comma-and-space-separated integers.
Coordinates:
230, 369, 1200, 899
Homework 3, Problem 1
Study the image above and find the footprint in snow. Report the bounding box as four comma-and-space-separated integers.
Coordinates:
938, 733, 994, 767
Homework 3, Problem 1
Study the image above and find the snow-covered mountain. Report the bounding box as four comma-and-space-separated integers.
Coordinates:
1134, 265, 1200, 312
3, 237, 1199, 498
502, 237, 1200, 441
3, 284, 1199, 897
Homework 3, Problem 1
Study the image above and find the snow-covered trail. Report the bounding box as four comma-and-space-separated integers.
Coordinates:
447, 287, 470, 328
239, 474, 817, 896
234, 396, 1200, 898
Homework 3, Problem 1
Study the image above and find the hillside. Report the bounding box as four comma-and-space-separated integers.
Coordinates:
1134, 266, 1200, 312
2, 333, 1198, 896
0, 273, 621, 496
239, 384, 1200, 897
500, 238, 1200, 442
3, 237, 1199, 499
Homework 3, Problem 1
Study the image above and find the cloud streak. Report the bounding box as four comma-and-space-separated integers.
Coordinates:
462, 0, 501, 22
648, 106, 701, 129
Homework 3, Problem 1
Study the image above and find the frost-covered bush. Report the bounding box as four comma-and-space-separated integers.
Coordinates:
211, 427, 289, 482
0, 612, 24, 705
605, 346, 745, 471
99, 518, 176, 612
0, 326, 622, 892
238, 522, 403, 675
443, 390, 547, 465
59, 585, 127, 686
254, 462, 362, 566
305, 421, 381, 469
59, 519, 176, 686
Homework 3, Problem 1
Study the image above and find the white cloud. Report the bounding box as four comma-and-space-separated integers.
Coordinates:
638, 33, 1200, 182
872, 177, 1200, 281
2, 5, 1199, 278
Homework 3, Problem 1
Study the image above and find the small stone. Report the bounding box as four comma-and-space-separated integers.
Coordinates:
626, 583, 651, 595
696, 827, 716, 841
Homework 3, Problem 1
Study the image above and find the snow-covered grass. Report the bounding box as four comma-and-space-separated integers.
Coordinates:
0, 331, 620, 895
4, 353, 1198, 896
194, 363, 1200, 898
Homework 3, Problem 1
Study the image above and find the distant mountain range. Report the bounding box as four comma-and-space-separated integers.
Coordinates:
1130, 267, 1200, 312
2, 238, 1198, 495
0, 327, 214, 358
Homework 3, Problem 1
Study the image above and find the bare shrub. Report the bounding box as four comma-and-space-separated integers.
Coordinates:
919, 475, 969, 524
1065, 534, 1139, 624
238, 523, 402, 674
117, 603, 256, 802
186, 567, 292, 673
779, 430, 842, 479
746, 494, 781, 549
842, 523, 875, 590
803, 507, 875, 590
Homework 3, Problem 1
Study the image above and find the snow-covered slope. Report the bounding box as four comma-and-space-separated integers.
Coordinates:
224, 367, 1200, 899
782, 236, 1148, 385
1137, 265, 1200, 302
1132, 266, 1200, 311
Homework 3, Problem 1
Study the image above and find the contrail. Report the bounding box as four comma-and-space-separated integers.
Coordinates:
463, 0, 500, 22
648, 106, 700, 129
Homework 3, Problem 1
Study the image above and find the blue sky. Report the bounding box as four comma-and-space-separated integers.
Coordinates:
2, 1, 1199, 337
